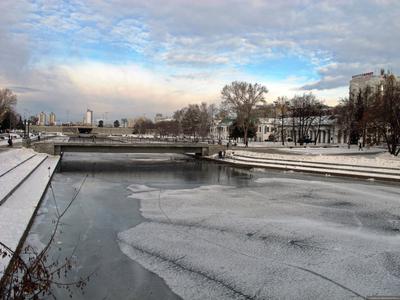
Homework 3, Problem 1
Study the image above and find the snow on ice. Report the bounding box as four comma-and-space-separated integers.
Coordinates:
118, 178, 400, 299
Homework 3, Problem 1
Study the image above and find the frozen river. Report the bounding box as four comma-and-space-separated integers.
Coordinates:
29, 153, 400, 299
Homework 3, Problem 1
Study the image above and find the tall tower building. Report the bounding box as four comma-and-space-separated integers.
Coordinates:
49, 112, 56, 125
38, 112, 47, 126
85, 109, 93, 125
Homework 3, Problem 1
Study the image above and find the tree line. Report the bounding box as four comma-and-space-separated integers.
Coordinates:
2, 73, 399, 155
100, 77, 399, 155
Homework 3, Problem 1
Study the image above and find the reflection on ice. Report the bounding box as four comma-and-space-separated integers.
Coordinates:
119, 178, 400, 299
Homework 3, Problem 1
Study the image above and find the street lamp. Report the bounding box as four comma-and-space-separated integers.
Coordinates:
22, 119, 32, 148
23, 119, 27, 138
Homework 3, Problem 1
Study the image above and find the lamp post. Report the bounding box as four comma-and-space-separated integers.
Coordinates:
27, 120, 31, 137
22, 119, 31, 148
23, 119, 27, 138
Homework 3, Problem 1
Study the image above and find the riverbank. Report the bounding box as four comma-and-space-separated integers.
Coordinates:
0, 148, 60, 281
206, 149, 400, 182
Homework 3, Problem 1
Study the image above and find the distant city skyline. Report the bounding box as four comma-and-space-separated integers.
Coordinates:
1, 1, 399, 121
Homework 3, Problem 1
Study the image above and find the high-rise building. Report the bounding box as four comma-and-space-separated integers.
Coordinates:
127, 118, 135, 128
121, 118, 128, 128
349, 70, 399, 97
38, 112, 47, 126
349, 72, 382, 97
49, 112, 56, 125
85, 109, 93, 125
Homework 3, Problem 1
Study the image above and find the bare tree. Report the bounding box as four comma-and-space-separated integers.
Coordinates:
313, 102, 329, 145
221, 81, 268, 146
334, 97, 356, 148
352, 85, 375, 146
371, 74, 400, 156
273, 97, 289, 145
173, 108, 186, 137
133, 117, 154, 135
289, 93, 324, 145
198, 102, 212, 140
0, 89, 17, 124
182, 104, 201, 139
155, 120, 179, 138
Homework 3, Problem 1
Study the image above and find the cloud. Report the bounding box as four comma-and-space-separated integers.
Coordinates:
9, 86, 43, 93
1, 0, 400, 120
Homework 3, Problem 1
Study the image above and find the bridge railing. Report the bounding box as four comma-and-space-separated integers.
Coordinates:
56, 136, 220, 145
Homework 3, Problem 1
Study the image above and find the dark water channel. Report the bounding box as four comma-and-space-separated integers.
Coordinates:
29, 153, 255, 299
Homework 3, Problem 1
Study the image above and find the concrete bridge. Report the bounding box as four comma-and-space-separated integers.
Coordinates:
33, 141, 224, 157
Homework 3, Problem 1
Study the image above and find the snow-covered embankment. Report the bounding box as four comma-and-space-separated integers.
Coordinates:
0, 148, 60, 279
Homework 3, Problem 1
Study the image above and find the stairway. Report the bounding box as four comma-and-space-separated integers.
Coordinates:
223, 153, 400, 181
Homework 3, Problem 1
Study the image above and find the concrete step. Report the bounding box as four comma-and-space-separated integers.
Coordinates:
0, 155, 48, 205
232, 154, 400, 175
221, 156, 400, 182
0, 155, 59, 280
0, 154, 37, 178
0, 149, 36, 176
234, 153, 400, 174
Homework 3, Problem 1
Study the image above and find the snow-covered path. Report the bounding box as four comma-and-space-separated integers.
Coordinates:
0, 154, 48, 204
0, 148, 36, 175
119, 180, 400, 299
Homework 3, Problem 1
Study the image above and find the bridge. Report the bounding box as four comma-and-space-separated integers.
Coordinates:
33, 141, 224, 157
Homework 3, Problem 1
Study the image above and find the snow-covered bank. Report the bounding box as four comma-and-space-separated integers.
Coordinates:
118, 180, 400, 299
277, 146, 386, 155
0, 148, 60, 279
231, 150, 400, 169
206, 150, 400, 182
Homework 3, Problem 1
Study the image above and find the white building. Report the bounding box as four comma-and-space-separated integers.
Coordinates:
256, 118, 277, 142
349, 70, 400, 97
154, 113, 173, 123
127, 118, 135, 128
85, 109, 93, 125
49, 112, 56, 125
258, 116, 339, 144
349, 72, 384, 97
38, 112, 47, 126
209, 119, 233, 141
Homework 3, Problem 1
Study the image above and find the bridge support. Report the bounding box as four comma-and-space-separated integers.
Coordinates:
33, 143, 57, 155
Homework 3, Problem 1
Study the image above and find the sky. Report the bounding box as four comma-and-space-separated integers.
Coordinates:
1, 0, 399, 122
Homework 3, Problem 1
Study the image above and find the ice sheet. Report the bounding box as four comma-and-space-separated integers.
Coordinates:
118, 179, 400, 299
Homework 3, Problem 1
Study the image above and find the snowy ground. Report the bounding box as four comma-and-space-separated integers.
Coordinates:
0, 136, 23, 147
118, 178, 400, 299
